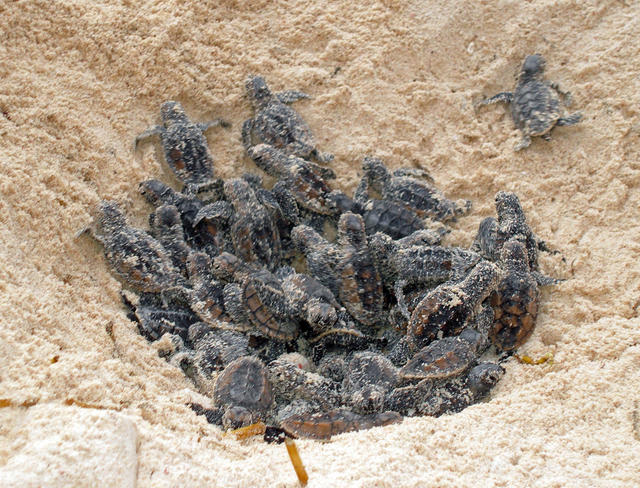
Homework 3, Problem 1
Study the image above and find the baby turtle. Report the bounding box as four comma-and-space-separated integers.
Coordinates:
189, 324, 250, 379
140, 179, 229, 256
89, 200, 185, 293
219, 178, 282, 270
360, 157, 471, 222
242, 75, 333, 163
368, 232, 481, 317
213, 356, 273, 429
334, 213, 386, 327
399, 328, 485, 381
342, 352, 400, 414
135, 101, 230, 190
268, 356, 341, 414
385, 362, 504, 417
490, 239, 541, 351
248, 144, 337, 215
480, 54, 582, 151
472, 191, 552, 274
148, 204, 191, 273
409, 261, 501, 350
280, 409, 402, 440
223, 267, 299, 342
277, 266, 341, 333
186, 252, 233, 327
122, 290, 197, 342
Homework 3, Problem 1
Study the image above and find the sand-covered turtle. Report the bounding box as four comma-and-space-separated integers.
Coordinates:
148, 204, 191, 273
359, 157, 471, 222
268, 356, 341, 418
89, 200, 185, 293
204, 178, 281, 270
277, 265, 342, 333
223, 267, 299, 342
280, 409, 402, 440
213, 356, 273, 428
135, 101, 230, 190
385, 362, 504, 417
399, 328, 486, 381
188, 323, 250, 381
121, 290, 198, 342
186, 252, 234, 328
242, 75, 333, 163
248, 144, 337, 215
140, 179, 229, 256
342, 352, 400, 414
408, 261, 501, 350
368, 231, 481, 318
480, 54, 582, 151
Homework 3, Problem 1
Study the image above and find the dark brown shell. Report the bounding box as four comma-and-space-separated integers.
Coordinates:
243, 271, 298, 341
490, 276, 539, 351
288, 161, 334, 214
400, 332, 480, 380
213, 356, 272, 413
280, 409, 402, 440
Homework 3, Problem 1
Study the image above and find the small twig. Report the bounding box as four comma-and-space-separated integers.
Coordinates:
285, 437, 308, 486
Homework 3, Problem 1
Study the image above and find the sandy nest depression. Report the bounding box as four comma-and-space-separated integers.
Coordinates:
1, 1, 639, 486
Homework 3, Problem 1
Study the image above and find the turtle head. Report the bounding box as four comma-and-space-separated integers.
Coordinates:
223, 178, 255, 207
160, 101, 189, 127
362, 156, 390, 191
245, 75, 272, 108
152, 204, 182, 230
139, 179, 173, 205
520, 54, 546, 80
467, 362, 505, 399
338, 212, 367, 248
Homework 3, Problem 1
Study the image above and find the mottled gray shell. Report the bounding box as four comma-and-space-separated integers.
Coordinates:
213, 356, 273, 413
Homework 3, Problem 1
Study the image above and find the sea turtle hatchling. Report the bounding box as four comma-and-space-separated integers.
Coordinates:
342, 352, 400, 414
385, 362, 504, 417
213, 356, 273, 429
489, 239, 542, 351
223, 266, 299, 342
248, 144, 337, 215
135, 101, 230, 190
399, 328, 486, 381
139, 179, 229, 256
88, 200, 185, 293
200, 178, 282, 271
242, 75, 333, 163
360, 157, 471, 223
408, 260, 501, 350
479, 54, 582, 151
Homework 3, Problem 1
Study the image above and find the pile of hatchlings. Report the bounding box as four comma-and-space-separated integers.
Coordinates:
89, 56, 573, 441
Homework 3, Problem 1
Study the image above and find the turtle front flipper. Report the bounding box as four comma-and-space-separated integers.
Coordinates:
134, 125, 163, 151
276, 90, 310, 104
480, 92, 514, 105
556, 112, 582, 126
197, 118, 231, 132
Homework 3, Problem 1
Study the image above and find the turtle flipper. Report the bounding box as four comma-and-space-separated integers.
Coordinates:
480, 92, 514, 105
556, 112, 582, 126
276, 90, 310, 104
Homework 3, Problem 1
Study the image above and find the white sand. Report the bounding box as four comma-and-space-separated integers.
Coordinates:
1, 1, 639, 486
